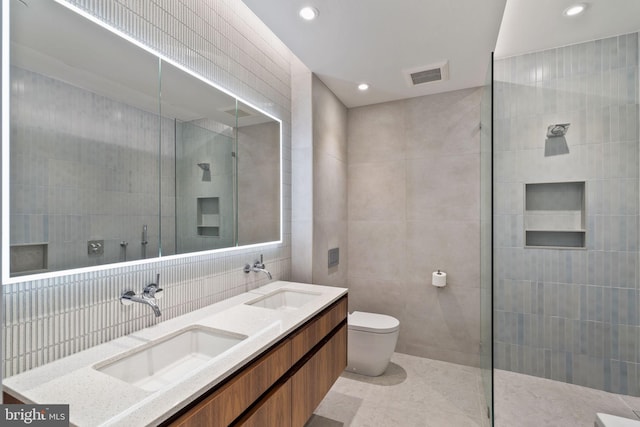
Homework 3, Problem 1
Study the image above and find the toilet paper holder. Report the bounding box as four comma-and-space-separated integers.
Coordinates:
432, 269, 447, 288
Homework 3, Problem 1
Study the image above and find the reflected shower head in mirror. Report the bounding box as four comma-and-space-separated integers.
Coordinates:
198, 163, 211, 182
546, 123, 570, 138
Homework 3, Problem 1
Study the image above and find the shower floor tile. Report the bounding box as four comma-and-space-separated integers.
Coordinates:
308, 353, 640, 427
494, 369, 640, 427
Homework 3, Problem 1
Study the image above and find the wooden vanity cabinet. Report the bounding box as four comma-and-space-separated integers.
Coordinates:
169, 339, 292, 427
233, 379, 292, 427
291, 324, 347, 426
290, 297, 347, 363
167, 295, 347, 427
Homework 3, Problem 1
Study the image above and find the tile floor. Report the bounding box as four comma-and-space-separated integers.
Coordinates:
307, 352, 640, 427
308, 352, 488, 427
494, 369, 640, 427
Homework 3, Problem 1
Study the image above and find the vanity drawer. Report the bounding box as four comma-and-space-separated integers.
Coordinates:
169, 339, 291, 427
232, 378, 292, 427
290, 296, 347, 363
291, 324, 347, 426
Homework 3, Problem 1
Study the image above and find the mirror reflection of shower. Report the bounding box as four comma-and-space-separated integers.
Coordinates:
141, 225, 148, 259
198, 162, 211, 181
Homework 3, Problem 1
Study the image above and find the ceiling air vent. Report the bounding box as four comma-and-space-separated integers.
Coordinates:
403, 61, 449, 87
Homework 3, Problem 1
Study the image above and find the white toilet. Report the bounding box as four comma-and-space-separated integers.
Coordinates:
596, 413, 640, 427
346, 311, 400, 376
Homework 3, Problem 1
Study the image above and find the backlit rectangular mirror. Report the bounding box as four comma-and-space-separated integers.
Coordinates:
5, 0, 281, 279
236, 100, 281, 246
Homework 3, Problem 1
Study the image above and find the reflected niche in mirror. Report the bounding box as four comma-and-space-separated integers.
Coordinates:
174, 121, 236, 253
8, 1, 281, 278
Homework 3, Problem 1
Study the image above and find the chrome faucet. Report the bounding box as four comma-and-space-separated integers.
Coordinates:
120, 274, 163, 317
244, 254, 272, 280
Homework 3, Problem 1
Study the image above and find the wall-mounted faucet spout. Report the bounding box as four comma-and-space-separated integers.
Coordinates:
120, 274, 163, 317
121, 291, 161, 316
244, 254, 272, 280
250, 266, 272, 280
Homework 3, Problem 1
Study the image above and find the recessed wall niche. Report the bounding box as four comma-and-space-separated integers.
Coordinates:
197, 197, 220, 237
524, 181, 586, 248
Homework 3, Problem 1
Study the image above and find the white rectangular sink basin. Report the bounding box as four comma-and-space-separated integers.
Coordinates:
94, 326, 247, 392
246, 289, 321, 311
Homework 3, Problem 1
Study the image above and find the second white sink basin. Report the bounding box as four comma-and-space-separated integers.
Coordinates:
246, 289, 321, 311
94, 326, 247, 392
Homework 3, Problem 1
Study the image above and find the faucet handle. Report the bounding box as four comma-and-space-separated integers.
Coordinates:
143, 283, 163, 299
254, 254, 266, 269
142, 273, 163, 298
120, 290, 136, 306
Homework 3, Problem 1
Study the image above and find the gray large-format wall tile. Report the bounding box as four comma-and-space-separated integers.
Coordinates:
311, 76, 348, 287
494, 33, 640, 396
290, 57, 313, 284
347, 87, 482, 366
3, 0, 293, 377
406, 153, 480, 222
349, 161, 406, 222
347, 101, 406, 164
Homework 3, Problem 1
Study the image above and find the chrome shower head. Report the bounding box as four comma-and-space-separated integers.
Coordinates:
197, 162, 210, 171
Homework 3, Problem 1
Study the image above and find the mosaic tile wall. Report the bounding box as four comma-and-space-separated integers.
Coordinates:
3, 0, 293, 377
493, 33, 640, 396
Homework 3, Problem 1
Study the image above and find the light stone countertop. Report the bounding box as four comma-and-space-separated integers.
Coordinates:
3, 281, 348, 427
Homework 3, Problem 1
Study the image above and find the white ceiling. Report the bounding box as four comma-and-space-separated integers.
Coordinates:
241, 0, 640, 108
241, 0, 507, 108
496, 0, 640, 59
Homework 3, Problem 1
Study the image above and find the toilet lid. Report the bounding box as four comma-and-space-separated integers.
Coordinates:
348, 311, 400, 333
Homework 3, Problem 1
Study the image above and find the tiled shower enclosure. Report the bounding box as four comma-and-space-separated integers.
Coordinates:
493, 33, 640, 396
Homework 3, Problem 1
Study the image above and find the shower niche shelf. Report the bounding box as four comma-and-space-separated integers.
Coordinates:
524, 181, 585, 249
197, 197, 220, 237
10, 243, 48, 275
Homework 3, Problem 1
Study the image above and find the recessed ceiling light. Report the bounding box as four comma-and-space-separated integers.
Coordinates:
299, 6, 319, 21
358, 83, 369, 91
563, 3, 587, 17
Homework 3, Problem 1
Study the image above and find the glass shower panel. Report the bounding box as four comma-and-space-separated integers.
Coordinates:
480, 53, 494, 426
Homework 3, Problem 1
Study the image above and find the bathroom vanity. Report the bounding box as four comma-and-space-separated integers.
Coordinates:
3, 282, 347, 426
166, 293, 347, 426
